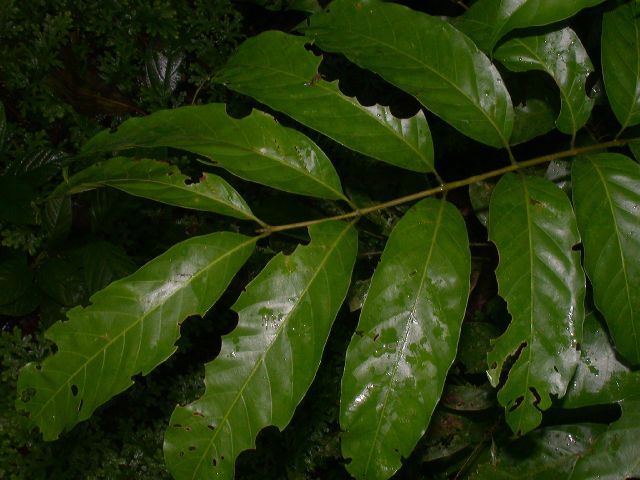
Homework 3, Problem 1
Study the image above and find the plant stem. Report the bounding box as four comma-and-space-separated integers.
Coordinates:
258, 138, 633, 234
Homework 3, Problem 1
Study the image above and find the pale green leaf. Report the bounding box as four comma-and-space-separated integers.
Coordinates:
488, 174, 585, 436
572, 153, 640, 364
163, 221, 357, 480
304, 0, 513, 149
17, 232, 256, 440
562, 311, 640, 408
454, 0, 605, 53
340, 199, 470, 480
602, 1, 640, 133
54, 157, 258, 222
494, 27, 594, 139
81, 104, 346, 201
217, 31, 434, 173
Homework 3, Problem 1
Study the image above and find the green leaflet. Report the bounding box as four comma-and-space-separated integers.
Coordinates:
304, 0, 513, 149
216, 31, 434, 173
81, 104, 346, 201
562, 311, 640, 408
54, 157, 258, 222
572, 154, 640, 364
488, 174, 585, 436
494, 27, 594, 139
163, 221, 357, 480
340, 199, 470, 480
468, 424, 606, 479
569, 397, 640, 479
602, 1, 640, 133
454, 0, 605, 53
17, 232, 256, 440
510, 97, 557, 146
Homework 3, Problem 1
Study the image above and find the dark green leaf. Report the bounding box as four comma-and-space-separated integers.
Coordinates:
0, 176, 36, 225
163, 221, 357, 480
510, 97, 557, 145
569, 397, 640, 479
217, 31, 434, 173
572, 153, 640, 364
602, 1, 640, 133
43, 196, 72, 243
454, 0, 605, 53
494, 27, 594, 139
81, 104, 346, 200
36, 255, 86, 307
563, 312, 640, 408
0, 289, 40, 317
17, 232, 256, 440
304, 0, 514, 149
469, 181, 496, 227
421, 411, 486, 462
457, 321, 501, 374
5, 149, 64, 187
340, 199, 470, 480
441, 383, 496, 411
80, 241, 137, 295
0, 253, 32, 306
55, 157, 258, 222
488, 174, 585, 436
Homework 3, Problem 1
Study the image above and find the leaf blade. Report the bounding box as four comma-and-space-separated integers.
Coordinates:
340, 198, 470, 480
163, 221, 357, 480
304, 0, 513, 149
17, 232, 256, 440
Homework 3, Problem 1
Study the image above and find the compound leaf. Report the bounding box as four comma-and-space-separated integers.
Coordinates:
340, 199, 470, 480
602, 1, 640, 133
164, 221, 357, 480
81, 104, 346, 201
54, 157, 258, 222
17, 232, 256, 440
488, 173, 585, 436
455, 0, 605, 53
494, 27, 594, 139
304, 0, 513, 149
572, 153, 640, 365
217, 31, 434, 173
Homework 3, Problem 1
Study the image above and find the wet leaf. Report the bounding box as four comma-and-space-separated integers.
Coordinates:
562, 312, 640, 408
81, 104, 346, 201
488, 174, 585, 436
572, 153, 640, 364
602, 1, 640, 133
145, 48, 183, 96
458, 322, 501, 375
55, 157, 258, 222
494, 27, 594, 139
454, 0, 605, 53
469, 181, 496, 227
441, 383, 496, 411
17, 232, 256, 440
421, 411, 486, 462
163, 222, 357, 480
340, 199, 470, 480
304, 0, 513, 149
510, 97, 557, 146
217, 31, 434, 173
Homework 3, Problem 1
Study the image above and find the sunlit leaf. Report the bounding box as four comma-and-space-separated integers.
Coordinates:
304, 0, 514, 149
340, 199, 470, 480
602, 1, 640, 133
488, 174, 585, 436
164, 221, 357, 480
217, 31, 434, 173
494, 27, 594, 139
562, 311, 640, 408
17, 232, 256, 440
54, 157, 258, 222
454, 0, 605, 53
81, 104, 346, 201
572, 153, 640, 364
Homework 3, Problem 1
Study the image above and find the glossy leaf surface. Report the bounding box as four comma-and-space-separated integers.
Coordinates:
455, 0, 605, 53
164, 221, 357, 480
54, 157, 257, 222
81, 104, 345, 200
340, 199, 470, 480
494, 27, 594, 138
572, 153, 640, 364
510, 97, 556, 145
488, 174, 585, 436
305, 0, 513, 149
602, 1, 640, 132
563, 312, 640, 408
217, 31, 434, 173
17, 232, 256, 440
569, 397, 640, 479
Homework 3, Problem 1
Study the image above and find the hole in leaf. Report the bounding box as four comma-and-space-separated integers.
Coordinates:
192, 411, 204, 417
529, 387, 541, 406
509, 396, 524, 412
173, 423, 182, 428
21, 388, 36, 403
220, 456, 225, 460
212, 458, 217, 467
373, 333, 380, 342
553, 366, 559, 373
576, 342, 581, 352
71, 385, 78, 397
207, 424, 216, 431
35, 364, 42, 371
189, 446, 196, 451
409, 270, 417, 277
179, 451, 184, 457
571, 243, 583, 252
184, 426, 192, 432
